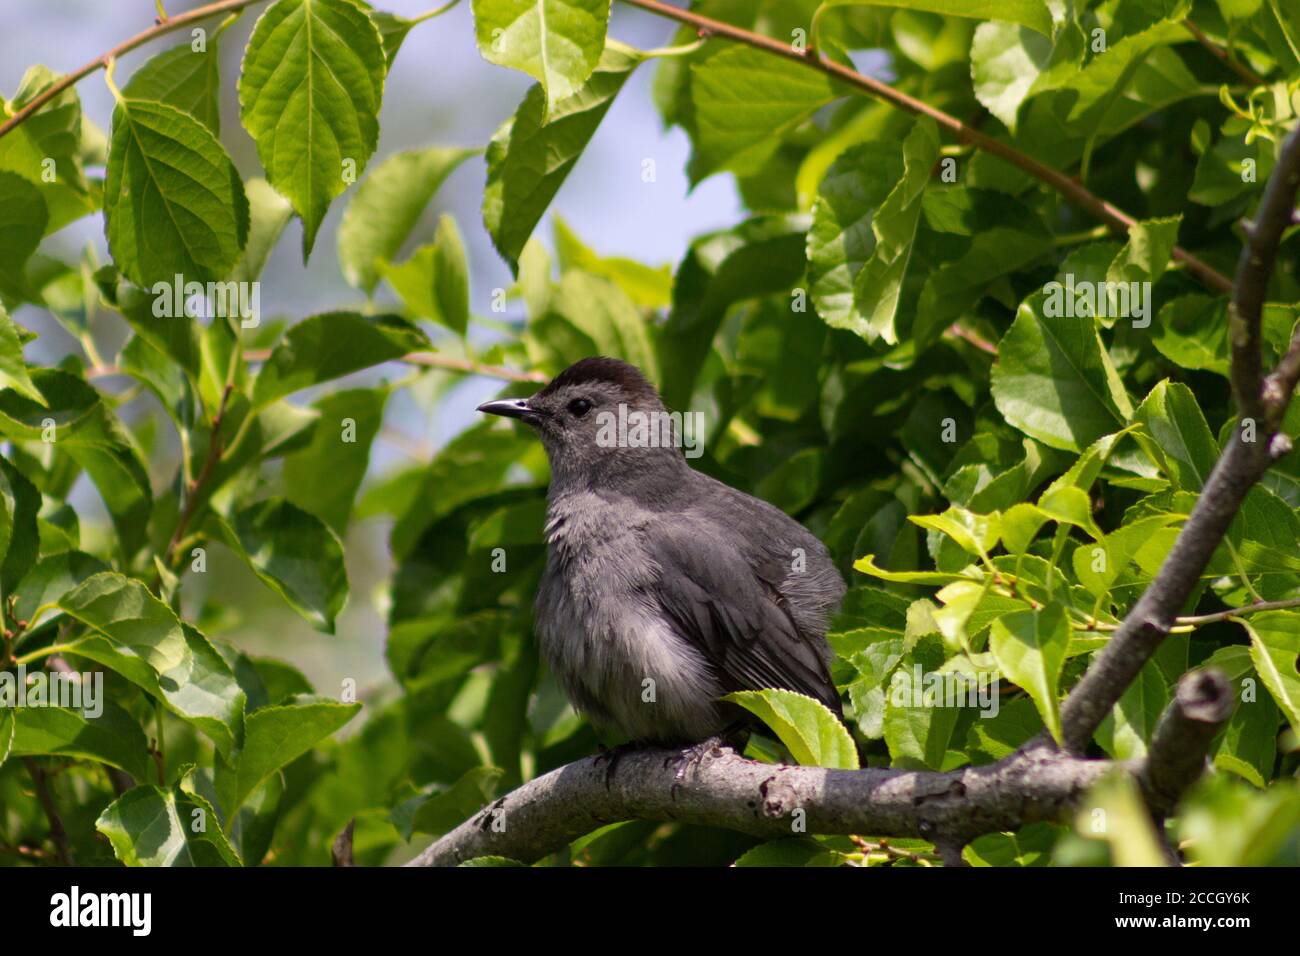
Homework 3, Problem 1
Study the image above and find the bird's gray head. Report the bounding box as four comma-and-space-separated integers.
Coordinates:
477, 357, 686, 490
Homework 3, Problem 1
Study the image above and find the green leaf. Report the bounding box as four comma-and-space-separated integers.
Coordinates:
967, 696, 1043, 761
1072, 513, 1183, 599
688, 45, 838, 183
819, 0, 1052, 37
0, 370, 153, 556
109, 276, 202, 382
216, 694, 361, 817
0, 709, 12, 769
207, 498, 348, 632
1036, 485, 1102, 539
239, 0, 386, 257
971, 21, 1084, 133
733, 838, 844, 867
1106, 216, 1181, 293
283, 387, 388, 535
1241, 610, 1300, 735
483, 43, 641, 271
397, 766, 503, 838
1095, 659, 1168, 759
1133, 380, 1218, 492
0, 171, 48, 298
848, 117, 939, 344
807, 142, 903, 334
0, 67, 94, 233
913, 188, 1051, 343
722, 689, 858, 769
989, 604, 1069, 743
1190, 134, 1273, 206
1213, 670, 1278, 789
97, 784, 241, 866
0, 455, 41, 595
853, 554, 972, 585
231, 178, 294, 284
882, 658, 963, 770
122, 41, 222, 135
910, 506, 999, 556
428, 215, 471, 335
58, 572, 245, 756
9, 701, 151, 782
471, 0, 611, 108
1073, 770, 1169, 866
991, 291, 1133, 452
553, 217, 672, 308
658, 214, 807, 408
1152, 295, 1230, 376
1180, 774, 1300, 866
964, 822, 1059, 866
104, 98, 249, 288
338, 148, 476, 295
545, 270, 657, 381
13, 549, 107, 624
1061, 19, 1191, 127
251, 311, 430, 408
222, 770, 284, 866
369, 9, 419, 65
0, 308, 42, 407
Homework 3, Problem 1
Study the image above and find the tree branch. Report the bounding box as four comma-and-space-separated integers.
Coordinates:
619, 0, 1234, 295
410, 668, 1232, 867
408, 741, 1113, 866
1182, 19, 1267, 88
0, 0, 266, 143
1140, 669, 1234, 818
23, 758, 72, 866
1060, 124, 1300, 753
240, 349, 548, 383
1230, 125, 1300, 424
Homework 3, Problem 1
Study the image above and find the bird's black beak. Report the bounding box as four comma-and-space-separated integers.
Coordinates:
476, 397, 535, 421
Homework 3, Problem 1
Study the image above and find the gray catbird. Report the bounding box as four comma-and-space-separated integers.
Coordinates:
478, 357, 846, 755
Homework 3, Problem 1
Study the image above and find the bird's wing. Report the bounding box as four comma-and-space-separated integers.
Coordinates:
643, 524, 843, 718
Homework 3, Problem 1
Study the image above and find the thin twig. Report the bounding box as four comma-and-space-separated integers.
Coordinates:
1183, 19, 1267, 87
619, 0, 1234, 295
848, 834, 941, 865
164, 383, 233, 566
23, 758, 72, 866
0, 0, 267, 142
1081, 595, 1300, 630
242, 348, 548, 383
1178, 596, 1300, 626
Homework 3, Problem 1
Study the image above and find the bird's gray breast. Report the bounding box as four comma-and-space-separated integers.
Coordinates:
535, 492, 723, 743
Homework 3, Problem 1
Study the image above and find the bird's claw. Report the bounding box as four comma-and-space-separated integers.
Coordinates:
594, 741, 641, 790
666, 735, 728, 800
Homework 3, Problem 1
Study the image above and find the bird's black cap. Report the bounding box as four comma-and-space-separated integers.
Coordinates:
535, 356, 660, 405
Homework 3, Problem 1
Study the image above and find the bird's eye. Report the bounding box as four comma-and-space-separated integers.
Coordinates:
567, 397, 594, 418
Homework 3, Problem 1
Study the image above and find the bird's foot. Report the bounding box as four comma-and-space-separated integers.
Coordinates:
594, 741, 642, 790
666, 735, 729, 800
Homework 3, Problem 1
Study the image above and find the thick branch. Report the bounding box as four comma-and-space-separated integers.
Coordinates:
1060, 125, 1300, 753
1140, 669, 1234, 817
619, 0, 1233, 294
408, 741, 1112, 866
1230, 126, 1300, 423
411, 670, 1231, 867
1058, 435, 1274, 751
